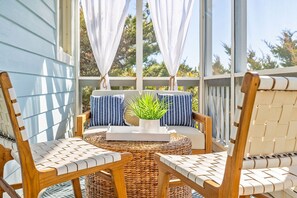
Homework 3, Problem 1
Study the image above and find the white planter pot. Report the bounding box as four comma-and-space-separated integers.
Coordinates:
139, 119, 160, 133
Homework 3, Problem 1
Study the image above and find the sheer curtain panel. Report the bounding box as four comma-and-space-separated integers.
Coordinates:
148, 0, 194, 90
81, 0, 130, 90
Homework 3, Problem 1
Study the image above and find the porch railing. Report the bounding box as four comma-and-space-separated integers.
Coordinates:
78, 76, 199, 113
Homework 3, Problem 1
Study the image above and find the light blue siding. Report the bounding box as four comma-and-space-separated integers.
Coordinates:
0, 0, 76, 187
18, 0, 56, 28
18, 92, 75, 118
0, 43, 74, 77
42, 0, 56, 13
24, 104, 74, 141
0, 0, 56, 44
9, 73, 74, 96
0, 17, 56, 59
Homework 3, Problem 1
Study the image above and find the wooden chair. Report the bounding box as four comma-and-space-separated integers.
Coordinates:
155, 72, 297, 197
0, 71, 132, 198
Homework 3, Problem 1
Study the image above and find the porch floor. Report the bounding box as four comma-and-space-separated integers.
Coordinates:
40, 177, 203, 198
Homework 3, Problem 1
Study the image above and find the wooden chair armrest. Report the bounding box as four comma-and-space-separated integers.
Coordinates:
192, 111, 212, 153
76, 110, 91, 137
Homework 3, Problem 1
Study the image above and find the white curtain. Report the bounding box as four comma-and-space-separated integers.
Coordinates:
148, 0, 194, 90
81, 0, 130, 90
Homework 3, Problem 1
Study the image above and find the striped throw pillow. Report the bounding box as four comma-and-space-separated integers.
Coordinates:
157, 94, 194, 127
90, 95, 125, 126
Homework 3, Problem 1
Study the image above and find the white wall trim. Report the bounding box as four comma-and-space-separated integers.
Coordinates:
136, 0, 143, 91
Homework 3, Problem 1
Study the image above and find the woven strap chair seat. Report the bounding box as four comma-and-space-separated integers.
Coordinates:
159, 151, 297, 196
11, 137, 121, 175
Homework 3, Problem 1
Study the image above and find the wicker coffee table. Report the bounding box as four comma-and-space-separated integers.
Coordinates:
84, 132, 192, 198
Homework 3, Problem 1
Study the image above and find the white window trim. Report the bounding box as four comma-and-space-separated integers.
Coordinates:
56, 0, 75, 65
136, 0, 143, 90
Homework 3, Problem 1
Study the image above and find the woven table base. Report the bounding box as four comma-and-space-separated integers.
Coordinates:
85, 132, 192, 198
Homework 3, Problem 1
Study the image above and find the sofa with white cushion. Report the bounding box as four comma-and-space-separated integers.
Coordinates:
76, 90, 212, 154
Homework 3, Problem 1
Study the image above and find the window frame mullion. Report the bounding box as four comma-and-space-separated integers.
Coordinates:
136, 0, 143, 90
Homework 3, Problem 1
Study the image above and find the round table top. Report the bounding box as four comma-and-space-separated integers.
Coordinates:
85, 132, 192, 153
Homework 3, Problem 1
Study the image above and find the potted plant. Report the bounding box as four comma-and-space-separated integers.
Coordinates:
128, 93, 169, 133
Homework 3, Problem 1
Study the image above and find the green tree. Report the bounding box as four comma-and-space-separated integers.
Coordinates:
80, 4, 161, 77
212, 55, 229, 75
247, 50, 278, 70
144, 62, 169, 77
143, 61, 199, 77
178, 60, 199, 77
80, 11, 99, 76
109, 14, 136, 77
217, 30, 297, 72
212, 43, 231, 75
219, 42, 278, 71
265, 30, 297, 67
80, 4, 198, 77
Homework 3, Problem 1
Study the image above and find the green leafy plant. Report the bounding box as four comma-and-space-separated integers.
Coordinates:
128, 93, 169, 120
82, 86, 93, 112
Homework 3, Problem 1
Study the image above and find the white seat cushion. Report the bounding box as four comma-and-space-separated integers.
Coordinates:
11, 138, 121, 175
168, 126, 205, 149
84, 126, 109, 138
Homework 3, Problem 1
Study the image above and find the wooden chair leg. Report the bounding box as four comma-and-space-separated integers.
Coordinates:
110, 167, 127, 198
23, 185, 40, 198
0, 163, 4, 198
157, 169, 170, 198
71, 178, 82, 198
0, 146, 13, 198
23, 175, 40, 198
0, 178, 20, 198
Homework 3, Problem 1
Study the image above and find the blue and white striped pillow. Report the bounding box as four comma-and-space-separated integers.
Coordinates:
90, 95, 125, 126
157, 94, 194, 127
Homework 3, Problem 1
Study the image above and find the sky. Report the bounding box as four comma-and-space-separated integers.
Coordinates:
128, 0, 297, 70
213, 0, 297, 68
247, 0, 297, 59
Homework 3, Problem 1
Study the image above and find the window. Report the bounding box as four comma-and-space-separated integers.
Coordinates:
110, 0, 136, 77
143, 0, 199, 77
212, 0, 231, 75
142, 1, 162, 77
80, 0, 136, 77
80, 0, 199, 78
247, 0, 297, 70
180, 0, 199, 77
79, 0, 199, 110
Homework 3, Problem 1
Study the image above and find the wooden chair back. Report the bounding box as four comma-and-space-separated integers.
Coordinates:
0, 72, 36, 175
0, 71, 133, 198
222, 72, 297, 196
245, 76, 297, 155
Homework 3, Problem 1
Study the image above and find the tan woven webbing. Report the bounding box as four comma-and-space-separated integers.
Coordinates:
160, 151, 297, 195
0, 87, 15, 142
229, 76, 297, 168
11, 138, 121, 175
